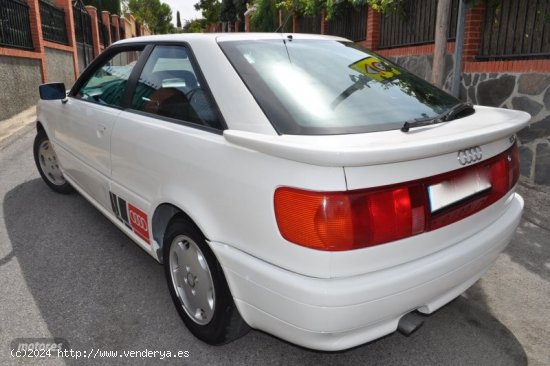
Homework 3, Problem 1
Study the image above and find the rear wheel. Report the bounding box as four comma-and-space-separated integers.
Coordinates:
163, 216, 249, 344
33, 131, 73, 194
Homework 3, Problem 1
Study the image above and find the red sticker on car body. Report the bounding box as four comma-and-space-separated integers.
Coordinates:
128, 203, 150, 244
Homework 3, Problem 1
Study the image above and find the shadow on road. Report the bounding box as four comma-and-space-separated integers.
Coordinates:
3, 179, 528, 365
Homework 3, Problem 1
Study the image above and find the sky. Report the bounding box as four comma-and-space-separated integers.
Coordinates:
162, 0, 202, 25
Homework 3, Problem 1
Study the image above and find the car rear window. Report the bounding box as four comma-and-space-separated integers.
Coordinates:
218, 39, 460, 135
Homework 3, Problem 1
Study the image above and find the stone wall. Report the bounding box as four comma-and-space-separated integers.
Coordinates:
389, 54, 550, 187
45, 48, 76, 90
462, 73, 550, 186
0, 57, 42, 120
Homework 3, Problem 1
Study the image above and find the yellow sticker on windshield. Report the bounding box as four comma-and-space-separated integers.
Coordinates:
349, 56, 401, 82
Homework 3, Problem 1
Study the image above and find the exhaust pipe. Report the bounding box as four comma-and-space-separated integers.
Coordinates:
397, 312, 424, 336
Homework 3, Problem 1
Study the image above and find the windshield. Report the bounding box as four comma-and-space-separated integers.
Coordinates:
218, 39, 461, 135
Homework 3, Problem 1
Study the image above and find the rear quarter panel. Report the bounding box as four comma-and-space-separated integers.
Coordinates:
110, 111, 347, 278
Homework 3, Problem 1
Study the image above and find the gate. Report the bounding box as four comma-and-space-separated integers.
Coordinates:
73, 0, 93, 72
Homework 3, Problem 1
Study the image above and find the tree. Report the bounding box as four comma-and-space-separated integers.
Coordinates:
251, 0, 278, 31
177, 10, 182, 29
273, 0, 305, 20
220, 0, 236, 23
432, 0, 451, 87
183, 18, 208, 33
194, 0, 222, 24
218, 0, 247, 30
128, 0, 174, 34
84, 0, 122, 15
362, 0, 402, 13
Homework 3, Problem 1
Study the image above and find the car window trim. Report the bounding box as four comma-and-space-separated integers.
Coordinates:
122, 41, 228, 132
119, 44, 154, 108
123, 107, 225, 135
69, 44, 148, 111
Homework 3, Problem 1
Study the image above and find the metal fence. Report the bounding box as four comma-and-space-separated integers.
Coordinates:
0, 0, 34, 50
328, 3, 368, 41
478, 0, 550, 60
73, 1, 92, 45
73, 0, 93, 69
39, 0, 68, 45
379, 0, 459, 49
299, 13, 321, 34
110, 23, 116, 41
98, 17, 108, 45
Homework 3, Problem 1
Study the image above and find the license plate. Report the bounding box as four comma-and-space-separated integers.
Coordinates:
428, 169, 492, 213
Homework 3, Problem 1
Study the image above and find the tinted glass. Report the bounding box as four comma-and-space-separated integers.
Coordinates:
130, 46, 223, 129
76, 50, 142, 107
219, 39, 461, 135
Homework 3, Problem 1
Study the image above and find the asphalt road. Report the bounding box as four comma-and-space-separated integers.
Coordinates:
1, 130, 549, 366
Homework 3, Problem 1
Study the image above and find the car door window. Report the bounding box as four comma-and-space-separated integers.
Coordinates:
76, 49, 142, 108
130, 45, 223, 130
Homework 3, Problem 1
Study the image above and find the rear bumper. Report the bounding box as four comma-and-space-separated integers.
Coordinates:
210, 193, 523, 351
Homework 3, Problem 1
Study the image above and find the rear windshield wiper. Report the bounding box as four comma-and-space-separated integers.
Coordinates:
401, 102, 475, 132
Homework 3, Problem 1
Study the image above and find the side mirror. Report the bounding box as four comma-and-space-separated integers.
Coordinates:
39, 83, 67, 101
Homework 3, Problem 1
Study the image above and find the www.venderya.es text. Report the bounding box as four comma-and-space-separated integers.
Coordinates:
12, 347, 190, 360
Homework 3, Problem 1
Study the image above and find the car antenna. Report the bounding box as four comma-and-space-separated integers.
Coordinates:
274, 12, 293, 33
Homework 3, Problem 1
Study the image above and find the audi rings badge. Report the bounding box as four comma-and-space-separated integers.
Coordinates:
457, 146, 483, 166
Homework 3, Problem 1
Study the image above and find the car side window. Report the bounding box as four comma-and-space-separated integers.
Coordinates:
130, 45, 223, 129
75, 49, 142, 108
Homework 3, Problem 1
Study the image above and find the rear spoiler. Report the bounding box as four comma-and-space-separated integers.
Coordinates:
223, 106, 531, 167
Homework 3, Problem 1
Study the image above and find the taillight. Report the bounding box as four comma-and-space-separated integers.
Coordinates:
274, 189, 352, 251
274, 184, 426, 251
275, 143, 519, 251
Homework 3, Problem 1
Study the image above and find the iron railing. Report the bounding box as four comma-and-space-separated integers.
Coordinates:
478, 0, 550, 60
73, 0, 92, 45
98, 17, 108, 45
379, 0, 459, 49
0, 0, 34, 50
73, 0, 92, 68
102, 23, 109, 44
39, 0, 68, 45
299, 13, 321, 34
110, 23, 116, 41
327, 3, 368, 41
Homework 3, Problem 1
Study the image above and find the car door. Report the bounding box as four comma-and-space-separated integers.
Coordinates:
52, 46, 145, 210
109, 44, 226, 248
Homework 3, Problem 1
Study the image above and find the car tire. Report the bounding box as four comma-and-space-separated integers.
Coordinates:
163, 216, 249, 344
33, 131, 74, 194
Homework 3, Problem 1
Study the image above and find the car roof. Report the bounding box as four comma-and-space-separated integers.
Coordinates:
113, 32, 349, 47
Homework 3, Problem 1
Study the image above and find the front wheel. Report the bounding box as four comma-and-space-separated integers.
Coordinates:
163, 217, 249, 344
33, 131, 73, 194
